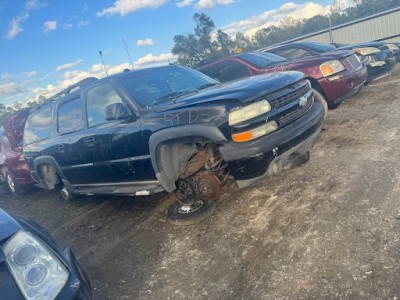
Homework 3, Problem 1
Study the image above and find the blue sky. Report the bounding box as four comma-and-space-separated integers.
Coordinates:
0, 0, 350, 106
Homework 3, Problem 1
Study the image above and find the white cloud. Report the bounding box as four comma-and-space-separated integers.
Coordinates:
0, 82, 21, 96
56, 59, 84, 72
133, 53, 176, 68
176, 0, 195, 7
4, 0, 46, 39
97, 0, 170, 17
137, 38, 154, 46
5, 14, 29, 39
77, 21, 90, 28
43, 20, 57, 32
218, 1, 354, 39
195, 0, 234, 9
1, 73, 14, 83
25, 71, 37, 78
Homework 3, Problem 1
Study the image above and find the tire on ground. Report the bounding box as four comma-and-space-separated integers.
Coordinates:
5, 171, 21, 196
167, 199, 216, 226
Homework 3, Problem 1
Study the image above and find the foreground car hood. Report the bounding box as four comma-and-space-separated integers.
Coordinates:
153, 71, 304, 112
3, 109, 30, 150
0, 209, 23, 241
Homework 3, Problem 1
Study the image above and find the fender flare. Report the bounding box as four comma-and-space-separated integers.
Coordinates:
149, 125, 227, 192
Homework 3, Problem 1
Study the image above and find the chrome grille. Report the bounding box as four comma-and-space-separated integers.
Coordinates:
277, 97, 313, 126
346, 54, 362, 70
269, 83, 309, 109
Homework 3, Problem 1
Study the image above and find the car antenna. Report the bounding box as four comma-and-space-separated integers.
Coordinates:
123, 37, 134, 70
99, 50, 109, 77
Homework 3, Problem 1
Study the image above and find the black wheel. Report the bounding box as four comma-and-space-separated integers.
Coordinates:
174, 178, 198, 205
167, 199, 216, 226
59, 186, 75, 201
312, 89, 328, 119
5, 171, 21, 196
290, 151, 310, 168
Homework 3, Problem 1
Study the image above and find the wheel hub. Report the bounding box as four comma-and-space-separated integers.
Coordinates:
177, 200, 205, 214
196, 172, 221, 201
174, 178, 198, 205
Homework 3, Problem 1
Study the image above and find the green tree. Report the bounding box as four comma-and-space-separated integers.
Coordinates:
216, 29, 234, 57
172, 13, 219, 68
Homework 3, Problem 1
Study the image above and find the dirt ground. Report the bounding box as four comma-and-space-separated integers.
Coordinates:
2, 65, 400, 299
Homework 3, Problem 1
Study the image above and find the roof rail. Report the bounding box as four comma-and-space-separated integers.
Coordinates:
30, 77, 98, 113
48, 77, 98, 102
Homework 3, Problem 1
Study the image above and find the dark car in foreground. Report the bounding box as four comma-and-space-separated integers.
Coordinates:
261, 41, 396, 83
23, 65, 325, 224
198, 51, 367, 110
0, 208, 91, 299
0, 109, 34, 195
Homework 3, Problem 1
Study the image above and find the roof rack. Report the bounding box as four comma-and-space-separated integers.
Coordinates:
31, 77, 98, 113
47, 77, 98, 102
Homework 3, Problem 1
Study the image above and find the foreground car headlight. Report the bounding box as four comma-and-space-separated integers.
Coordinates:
229, 100, 271, 126
387, 43, 399, 50
353, 47, 380, 55
3, 231, 69, 300
232, 121, 278, 142
320, 60, 345, 77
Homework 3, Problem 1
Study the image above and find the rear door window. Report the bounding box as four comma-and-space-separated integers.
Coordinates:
58, 97, 84, 135
86, 84, 124, 127
23, 106, 52, 145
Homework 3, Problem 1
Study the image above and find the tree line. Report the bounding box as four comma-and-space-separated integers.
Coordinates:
172, 0, 400, 68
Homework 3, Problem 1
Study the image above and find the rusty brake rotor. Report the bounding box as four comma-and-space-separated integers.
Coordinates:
196, 172, 221, 201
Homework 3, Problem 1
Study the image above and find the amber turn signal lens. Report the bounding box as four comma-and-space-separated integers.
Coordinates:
320, 65, 334, 76
232, 131, 252, 142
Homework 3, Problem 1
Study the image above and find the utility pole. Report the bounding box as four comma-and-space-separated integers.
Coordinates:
328, 16, 333, 44
123, 38, 134, 69
99, 50, 109, 76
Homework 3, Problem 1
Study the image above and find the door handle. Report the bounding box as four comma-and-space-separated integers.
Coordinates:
57, 144, 65, 152
85, 137, 96, 146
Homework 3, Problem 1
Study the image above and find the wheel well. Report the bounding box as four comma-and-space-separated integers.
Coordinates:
37, 163, 61, 190
154, 137, 211, 192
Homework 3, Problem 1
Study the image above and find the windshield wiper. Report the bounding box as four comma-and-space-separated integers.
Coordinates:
196, 83, 218, 90
153, 91, 196, 105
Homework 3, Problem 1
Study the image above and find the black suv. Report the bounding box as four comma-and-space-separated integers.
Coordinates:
23, 65, 325, 224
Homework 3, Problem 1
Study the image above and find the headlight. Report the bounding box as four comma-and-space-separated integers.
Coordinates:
229, 100, 271, 125
387, 43, 399, 50
353, 47, 380, 55
232, 121, 278, 142
319, 60, 345, 77
3, 231, 69, 300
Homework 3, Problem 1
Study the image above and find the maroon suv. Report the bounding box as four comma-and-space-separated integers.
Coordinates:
0, 109, 33, 195
198, 51, 367, 111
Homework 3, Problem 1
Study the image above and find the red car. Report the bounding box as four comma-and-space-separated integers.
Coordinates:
198, 51, 367, 111
0, 109, 33, 195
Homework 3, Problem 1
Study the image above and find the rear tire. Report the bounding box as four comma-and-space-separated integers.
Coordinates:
167, 199, 216, 226
6, 171, 21, 196
312, 89, 328, 119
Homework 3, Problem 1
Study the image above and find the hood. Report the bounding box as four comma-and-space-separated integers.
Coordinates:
0, 209, 23, 242
2, 108, 30, 149
273, 49, 354, 68
336, 42, 385, 50
153, 71, 304, 112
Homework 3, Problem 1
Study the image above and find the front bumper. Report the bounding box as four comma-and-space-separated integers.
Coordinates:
219, 101, 324, 187
317, 66, 367, 104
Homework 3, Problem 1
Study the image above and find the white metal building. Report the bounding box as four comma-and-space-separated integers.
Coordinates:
281, 5, 400, 45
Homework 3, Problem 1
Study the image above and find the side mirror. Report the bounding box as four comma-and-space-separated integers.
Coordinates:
105, 103, 132, 121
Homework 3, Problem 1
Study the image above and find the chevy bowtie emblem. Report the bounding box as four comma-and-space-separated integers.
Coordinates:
299, 95, 308, 107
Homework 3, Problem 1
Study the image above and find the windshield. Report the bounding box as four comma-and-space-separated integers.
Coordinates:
300, 42, 337, 53
118, 66, 218, 107
238, 52, 286, 68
